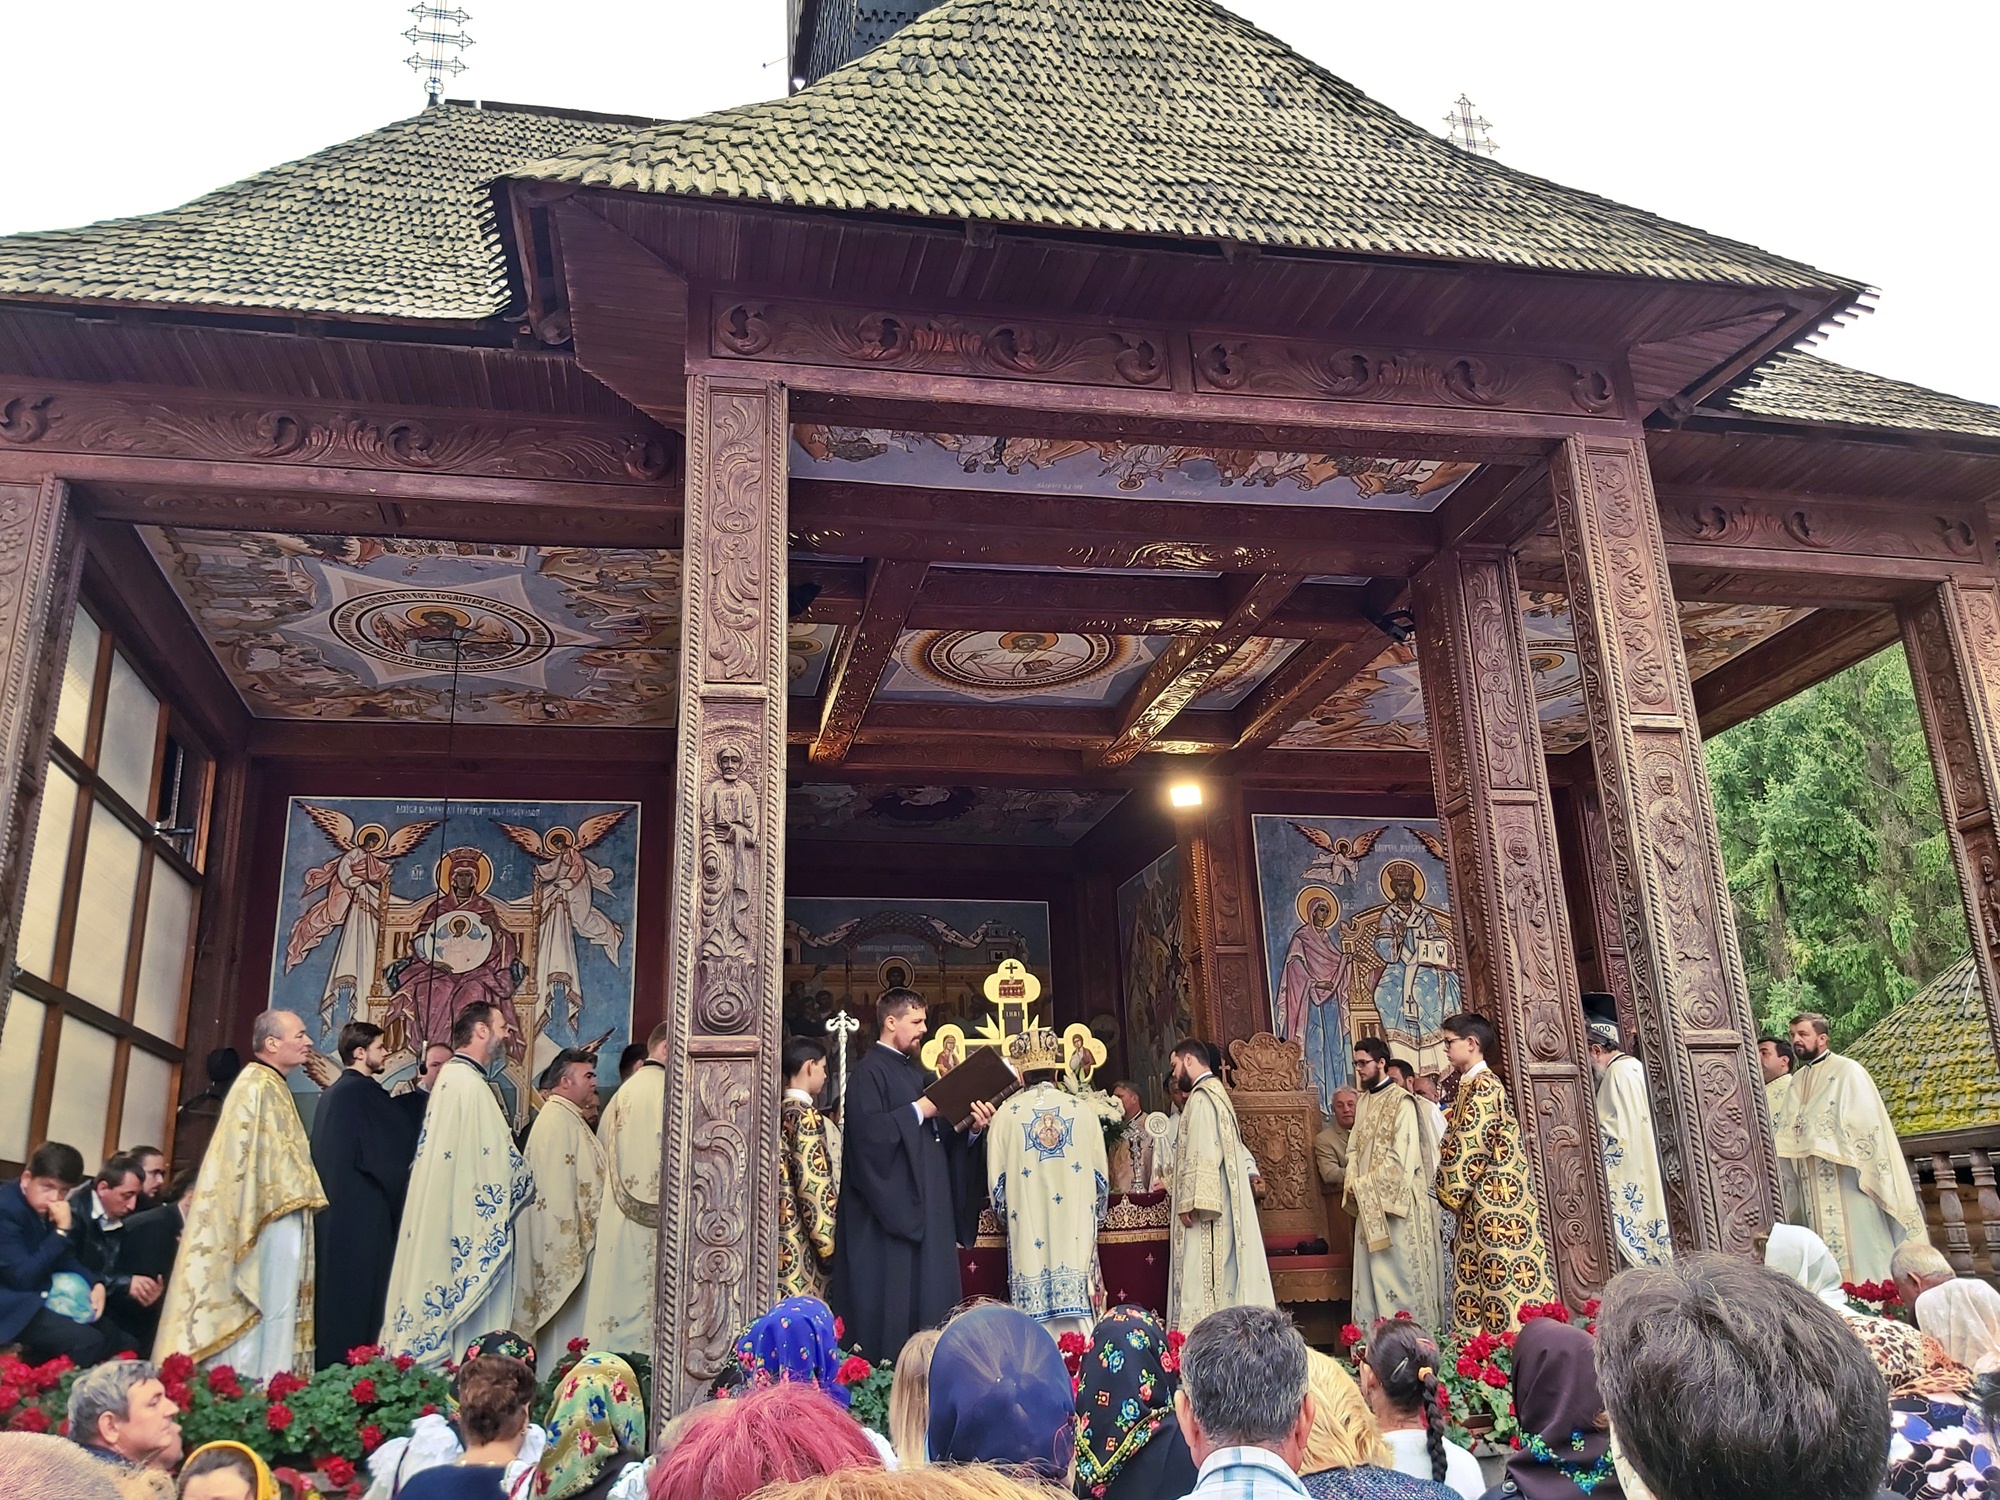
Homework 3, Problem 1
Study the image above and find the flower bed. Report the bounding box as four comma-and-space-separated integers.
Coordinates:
1339, 1299, 1600, 1451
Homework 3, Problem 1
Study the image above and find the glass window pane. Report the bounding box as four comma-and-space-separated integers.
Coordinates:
53, 610, 100, 754
120, 1050, 174, 1160
133, 864, 195, 1043
16, 767, 78, 981
47, 1017, 116, 1173
98, 653, 160, 811
69, 805, 141, 1011
0, 994, 45, 1163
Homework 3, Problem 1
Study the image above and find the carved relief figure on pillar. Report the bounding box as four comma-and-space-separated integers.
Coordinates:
1434, 1013, 1557, 1336
698, 742, 760, 1021
1771, 1011, 1929, 1283
1584, 997, 1672, 1268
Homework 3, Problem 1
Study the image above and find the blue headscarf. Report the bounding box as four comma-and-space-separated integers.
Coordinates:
732, 1296, 851, 1407
926, 1304, 1077, 1479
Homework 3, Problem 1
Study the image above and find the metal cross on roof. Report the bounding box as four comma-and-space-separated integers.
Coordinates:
405, 3, 474, 105
1442, 94, 1498, 157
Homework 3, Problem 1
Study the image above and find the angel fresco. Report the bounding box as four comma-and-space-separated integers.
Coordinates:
281, 806, 440, 1030
493, 811, 633, 1066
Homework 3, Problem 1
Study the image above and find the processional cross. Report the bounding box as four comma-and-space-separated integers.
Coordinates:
825, 1008, 861, 1119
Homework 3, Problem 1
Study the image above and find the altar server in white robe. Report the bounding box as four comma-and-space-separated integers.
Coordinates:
383, 1001, 533, 1367
514, 1049, 605, 1350
988, 1028, 1111, 1339
155, 1010, 327, 1378
1773, 1011, 1928, 1283
582, 1021, 666, 1354
1165, 1040, 1274, 1332
1343, 1037, 1445, 1330
1586, 1013, 1673, 1267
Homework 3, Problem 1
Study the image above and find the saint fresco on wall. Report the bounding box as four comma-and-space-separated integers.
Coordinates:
1252, 815, 1460, 1110
270, 795, 640, 1123
1117, 847, 1192, 1113
784, 897, 1052, 1043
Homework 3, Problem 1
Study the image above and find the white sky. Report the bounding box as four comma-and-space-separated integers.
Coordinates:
6, 0, 1996, 404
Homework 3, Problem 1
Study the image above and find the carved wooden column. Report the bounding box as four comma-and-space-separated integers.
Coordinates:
1900, 580, 2000, 1067
1550, 434, 1779, 1256
0, 479, 82, 1041
1411, 544, 1615, 1304
658, 377, 789, 1411
1178, 778, 1268, 1055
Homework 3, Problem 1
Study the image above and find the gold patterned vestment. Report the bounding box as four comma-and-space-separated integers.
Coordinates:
515, 1093, 604, 1346
779, 1091, 839, 1298
153, 1060, 326, 1372
1436, 1064, 1557, 1337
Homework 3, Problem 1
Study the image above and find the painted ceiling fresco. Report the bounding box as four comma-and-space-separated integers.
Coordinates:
872, 628, 1300, 709
789, 783, 1126, 845
143, 529, 834, 726
1276, 595, 1811, 753
792, 425, 1476, 511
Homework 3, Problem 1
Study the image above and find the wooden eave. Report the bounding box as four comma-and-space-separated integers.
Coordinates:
1645, 424, 2000, 510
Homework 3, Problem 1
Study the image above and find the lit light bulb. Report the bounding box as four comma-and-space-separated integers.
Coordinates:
1168, 782, 1204, 810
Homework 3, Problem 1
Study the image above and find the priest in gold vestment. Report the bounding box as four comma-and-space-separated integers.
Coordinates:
1436, 1013, 1557, 1337
1773, 1012, 1927, 1283
583, 1023, 666, 1353
1344, 1038, 1445, 1330
779, 1037, 839, 1299
154, 1010, 327, 1378
515, 1050, 605, 1350
383, 1002, 534, 1367
1165, 1041, 1274, 1332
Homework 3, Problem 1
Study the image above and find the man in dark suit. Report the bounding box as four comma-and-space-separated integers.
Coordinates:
64, 1154, 163, 1349
0, 1141, 135, 1365
113, 1170, 193, 1354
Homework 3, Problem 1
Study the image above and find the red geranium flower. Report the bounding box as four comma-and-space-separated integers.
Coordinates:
350, 1377, 377, 1404
163, 1380, 191, 1410
267, 1370, 307, 1400
568, 1338, 590, 1355
0, 1387, 16, 1412
1482, 1366, 1508, 1388
10, 1407, 49, 1433
316, 1455, 357, 1487
394, 1355, 414, 1372
1500, 1331, 1517, 1349
206, 1366, 244, 1399
1581, 1298, 1602, 1319
359, 1424, 385, 1453
1455, 1354, 1479, 1378
266, 1402, 294, 1431
835, 1356, 873, 1386
1339, 1324, 1362, 1348
161, 1353, 195, 1383
346, 1345, 384, 1367
112, 1350, 137, 1361
421, 1403, 438, 1417
1393, 1310, 1412, 1320
833, 1317, 845, 1340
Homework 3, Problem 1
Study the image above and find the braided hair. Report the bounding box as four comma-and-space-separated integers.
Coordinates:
1364, 1319, 1448, 1483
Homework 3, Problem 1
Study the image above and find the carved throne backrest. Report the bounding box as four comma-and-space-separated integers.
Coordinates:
1227, 1032, 1324, 1241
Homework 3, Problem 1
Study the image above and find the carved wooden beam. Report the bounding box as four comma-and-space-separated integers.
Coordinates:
695, 289, 1638, 439
0, 479, 84, 1045
553, 201, 691, 424
810, 558, 929, 765
1235, 748, 1436, 792
1226, 631, 1387, 756
1095, 573, 1304, 767
786, 702, 1240, 753
787, 740, 1123, 785
793, 478, 1437, 576
1436, 461, 1550, 550
247, 718, 673, 764
1694, 607, 1900, 736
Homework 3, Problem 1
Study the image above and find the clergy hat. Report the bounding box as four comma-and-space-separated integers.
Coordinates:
1582, 992, 1622, 1048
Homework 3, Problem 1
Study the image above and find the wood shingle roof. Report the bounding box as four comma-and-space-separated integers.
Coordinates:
1711, 350, 2000, 442
517, 0, 1859, 293
1847, 954, 2000, 1137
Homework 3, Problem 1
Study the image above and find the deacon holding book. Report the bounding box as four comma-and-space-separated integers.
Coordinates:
830, 988, 996, 1360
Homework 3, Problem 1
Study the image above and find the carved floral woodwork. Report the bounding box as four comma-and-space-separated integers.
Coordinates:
0, 381, 676, 483
1229, 1032, 1329, 1251
1551, 435, 1779, 1258
1192, 337, 1623, 419
1900, 582, 2000, 1064
659, 377, 789, 1414
0, 480, 83, 1043
1181, 780, 1269, 1050
1656, 490, 1991, 568
1412, 543, 1614, 1302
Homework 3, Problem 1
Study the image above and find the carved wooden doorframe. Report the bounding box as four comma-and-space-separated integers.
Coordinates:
1550, 434, 1780, 1257
0, 477, 83, 1043
1411, 542, 1616, 1303
1900, 580, 2000, 1072
657, 377, 791, 1413
1178, 777, 1271, 1055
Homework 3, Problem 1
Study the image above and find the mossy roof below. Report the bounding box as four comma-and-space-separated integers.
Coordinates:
1714, 351, 2000, 441
1847, 953, 2000, 1137
0, 101, 648, 321
518, 0, 1856, 293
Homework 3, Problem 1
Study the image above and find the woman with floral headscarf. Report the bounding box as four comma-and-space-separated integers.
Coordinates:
533, 1353, 646, 1500
1072, 1307, 1197, 1500
364, 1332, 547, 1499
729, 1297, 853, 1407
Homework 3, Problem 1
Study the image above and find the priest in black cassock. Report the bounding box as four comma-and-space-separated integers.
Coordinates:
310, 1020, 419, 1366
830, 989, 994, 1360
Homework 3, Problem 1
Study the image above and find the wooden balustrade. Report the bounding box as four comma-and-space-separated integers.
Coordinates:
1903, 1126, 2000, 1285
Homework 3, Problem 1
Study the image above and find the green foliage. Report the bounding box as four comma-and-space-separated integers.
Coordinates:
1705, 647, 1966, 1045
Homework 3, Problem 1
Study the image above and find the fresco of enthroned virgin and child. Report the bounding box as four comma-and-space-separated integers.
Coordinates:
1252, 816, 1462, 1112
269, 795, 639, 1124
